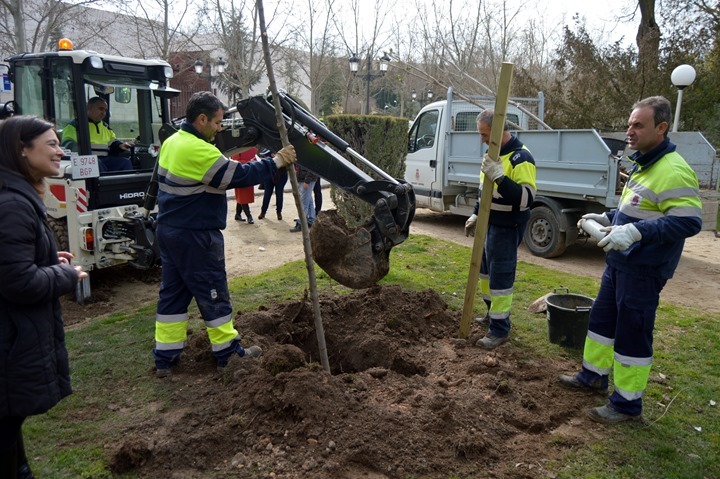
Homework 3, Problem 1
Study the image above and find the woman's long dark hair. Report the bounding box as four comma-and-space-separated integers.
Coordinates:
0, 115, 56, 188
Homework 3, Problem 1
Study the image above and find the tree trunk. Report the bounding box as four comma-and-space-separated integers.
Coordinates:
636, 0, 661, 96
11, 0, 27, 52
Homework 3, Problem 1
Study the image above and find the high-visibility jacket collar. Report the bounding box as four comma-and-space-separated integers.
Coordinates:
629, 137, 676, 171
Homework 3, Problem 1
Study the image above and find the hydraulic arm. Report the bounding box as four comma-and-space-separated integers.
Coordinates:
216, 92, 416, 288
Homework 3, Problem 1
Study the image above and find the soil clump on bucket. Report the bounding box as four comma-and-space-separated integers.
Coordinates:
310, 209, 389, 289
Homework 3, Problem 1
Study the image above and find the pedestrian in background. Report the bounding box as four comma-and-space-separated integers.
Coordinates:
559, 96, 702, 424
464, 109, 537, 350
232, 147, 257, 224
258, 149, 288, 221
0, 115, 88, 478
290, 164, 319, 232
153, 92, 296, 377
313, 176, 323, 216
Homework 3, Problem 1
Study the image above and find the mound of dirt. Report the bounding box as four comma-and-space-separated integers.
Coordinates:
108, 285, 598, 479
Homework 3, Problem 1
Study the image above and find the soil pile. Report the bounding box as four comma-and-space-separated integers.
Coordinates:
108, 285, 596, 479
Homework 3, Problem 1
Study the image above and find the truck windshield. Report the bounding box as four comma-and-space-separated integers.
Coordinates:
12, 61, 45, 117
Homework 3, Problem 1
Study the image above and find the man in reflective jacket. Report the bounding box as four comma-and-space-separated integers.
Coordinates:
153, 91, 296, 377
559, 96, 702, 423
61, 97, 134, 172
464, 109, 537, 350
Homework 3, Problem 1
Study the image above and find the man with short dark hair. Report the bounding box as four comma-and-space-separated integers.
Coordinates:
464, 109, 537, 349
61, 96, 134, 172
152, 91, 297, 377
61, 97, 125, 154
559, 96, 703, 424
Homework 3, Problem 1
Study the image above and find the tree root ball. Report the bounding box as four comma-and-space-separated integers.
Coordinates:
310, 210, 389, 289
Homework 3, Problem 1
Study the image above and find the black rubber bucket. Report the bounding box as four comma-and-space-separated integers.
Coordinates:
546, 288, 594, 349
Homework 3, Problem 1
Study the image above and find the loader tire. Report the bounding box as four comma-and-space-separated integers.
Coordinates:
48, 217, 69, 252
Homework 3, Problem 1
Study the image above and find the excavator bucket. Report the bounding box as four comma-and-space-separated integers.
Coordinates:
310, 210, 389, 289
227, 93, 415, 288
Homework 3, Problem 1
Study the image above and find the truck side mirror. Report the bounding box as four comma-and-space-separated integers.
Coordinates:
0, 100, 18, 119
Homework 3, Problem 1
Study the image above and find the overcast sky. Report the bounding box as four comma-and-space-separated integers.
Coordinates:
371, 0, 640, 49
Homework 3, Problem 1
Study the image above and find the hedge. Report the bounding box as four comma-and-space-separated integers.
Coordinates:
323, 114, 409, 226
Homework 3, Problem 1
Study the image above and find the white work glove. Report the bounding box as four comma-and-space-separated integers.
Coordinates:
481, 154, 504, 182
273, 145, 297, 168
464, 214, 478, 237
577, 212, 611, 229
597, 223, 642, 252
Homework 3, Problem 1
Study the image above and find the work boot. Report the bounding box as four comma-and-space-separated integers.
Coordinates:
558, 374, 609, 395
475, 334, 509, 350
155, 355, 180, 378
474, 313, 489, 325
217, 345, 263, 373
588, 405, 641, 424
242, 345, 263, 358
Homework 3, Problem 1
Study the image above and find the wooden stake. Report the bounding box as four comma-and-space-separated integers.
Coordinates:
458, 62, 515, 339
256, 0, 330, 373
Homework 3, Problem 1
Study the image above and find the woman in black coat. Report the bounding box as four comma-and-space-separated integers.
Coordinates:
0, 116, 87, 478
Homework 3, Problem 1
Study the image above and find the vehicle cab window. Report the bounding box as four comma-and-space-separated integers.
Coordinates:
408, 110, 439, 152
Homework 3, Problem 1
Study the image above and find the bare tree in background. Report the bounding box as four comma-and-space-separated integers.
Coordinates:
213, 0, 262, 101
280, 0, 340, 114
211, 0, 289, 101
0, 0, 107, 54
109, 0, 205, 60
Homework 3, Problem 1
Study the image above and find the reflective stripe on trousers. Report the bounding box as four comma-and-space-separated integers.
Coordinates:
578, 266, 665, 416
153, 224, 239, 368
479, 222, 526, 338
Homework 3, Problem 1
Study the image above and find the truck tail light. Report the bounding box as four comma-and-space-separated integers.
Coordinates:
80, 227, 94, 251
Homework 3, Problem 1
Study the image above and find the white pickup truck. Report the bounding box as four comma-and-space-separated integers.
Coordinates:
405, 87, 718, 257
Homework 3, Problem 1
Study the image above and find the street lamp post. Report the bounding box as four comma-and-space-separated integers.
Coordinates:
349, 52, 391, 114
194, 57, 226, 95
411, 88, 434, 108
670, 64, 696, 133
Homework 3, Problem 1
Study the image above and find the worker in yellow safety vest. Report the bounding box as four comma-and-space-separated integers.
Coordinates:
559, 96, 702, 424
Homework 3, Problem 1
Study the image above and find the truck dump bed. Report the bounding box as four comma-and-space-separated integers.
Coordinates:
445, 129, 621, 208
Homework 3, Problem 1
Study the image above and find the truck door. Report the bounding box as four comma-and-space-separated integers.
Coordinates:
406, 109, 440, 200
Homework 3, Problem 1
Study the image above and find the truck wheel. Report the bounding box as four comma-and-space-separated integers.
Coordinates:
48, 217, 69, 252
524, 206, 567, 258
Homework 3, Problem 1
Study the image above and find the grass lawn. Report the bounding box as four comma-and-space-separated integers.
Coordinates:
22, 234, 720, 478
